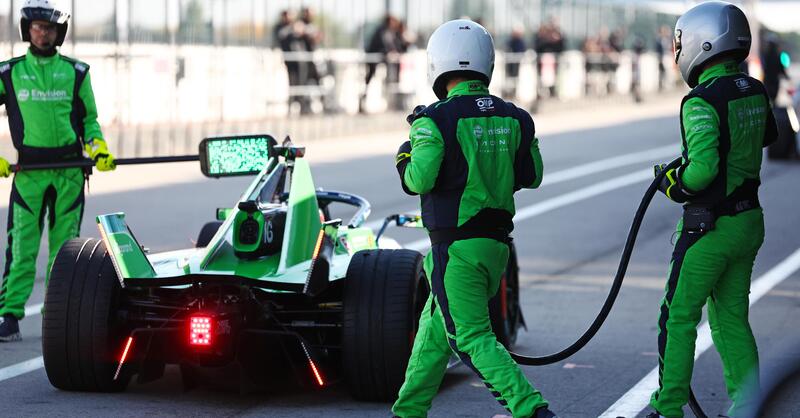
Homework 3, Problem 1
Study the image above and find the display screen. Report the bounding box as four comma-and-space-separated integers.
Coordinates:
200, 135, 275, 177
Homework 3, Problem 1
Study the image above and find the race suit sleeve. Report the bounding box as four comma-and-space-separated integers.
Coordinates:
0, 79, 5, 106
514, 111, 543, 190
79, 71, 104, 142
403, 117, 444, 194
680, 97, 720, 193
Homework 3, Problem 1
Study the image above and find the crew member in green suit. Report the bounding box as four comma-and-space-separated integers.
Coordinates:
391, 19, 556, 418
0, 0, 116, 341
648, 2, 777, 417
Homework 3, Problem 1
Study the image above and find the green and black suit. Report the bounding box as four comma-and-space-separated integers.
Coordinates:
650, 62, 778, 418
392, 80, 546, 418
0, 50, 103, 320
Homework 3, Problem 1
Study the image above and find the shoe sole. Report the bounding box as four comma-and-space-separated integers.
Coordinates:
0, 333, 21, 342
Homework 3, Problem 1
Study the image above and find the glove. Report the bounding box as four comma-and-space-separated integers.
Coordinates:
0, 158, 10, 178
406, 105, 427, 126
396, 141, 417, 196
84, 138, 116, 172
654, 163, 690, 203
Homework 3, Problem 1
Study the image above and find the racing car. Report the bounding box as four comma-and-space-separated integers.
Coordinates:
41, 135, 523, 400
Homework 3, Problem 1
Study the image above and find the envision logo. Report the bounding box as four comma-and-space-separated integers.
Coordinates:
21, 89, 69, 102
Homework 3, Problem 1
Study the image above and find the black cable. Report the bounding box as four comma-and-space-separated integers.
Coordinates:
505, 157, 707, 417
508, 157, 680, 365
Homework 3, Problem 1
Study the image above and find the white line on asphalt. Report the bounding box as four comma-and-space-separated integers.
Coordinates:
24, 303, 43, 318
599, 247, 800, 418
0, 356, 43, 382
407, 168, 654, 251
537, 145, 676, 188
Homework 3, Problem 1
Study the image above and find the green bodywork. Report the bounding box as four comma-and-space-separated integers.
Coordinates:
97, 153, 377, 291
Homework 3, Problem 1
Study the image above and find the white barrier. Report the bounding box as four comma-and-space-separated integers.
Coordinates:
0, 42, 681, 157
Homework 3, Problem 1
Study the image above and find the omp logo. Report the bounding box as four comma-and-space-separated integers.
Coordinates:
734, 78, 751, 91
475, 97, 494, 112
473, 125, 483, 138
17, 89, 29, 101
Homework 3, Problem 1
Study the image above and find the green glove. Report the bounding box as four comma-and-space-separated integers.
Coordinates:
0, 157, 10, 178
654, 163, 691, 203
84, 138, 116, 172
396, 141, 417, 196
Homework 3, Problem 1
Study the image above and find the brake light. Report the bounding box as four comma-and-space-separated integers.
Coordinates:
114, 336, 134, 380
300, 341, 325, 386
190, 316, 213, 346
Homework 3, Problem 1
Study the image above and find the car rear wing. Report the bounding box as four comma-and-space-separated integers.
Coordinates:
97, 213, 157, 284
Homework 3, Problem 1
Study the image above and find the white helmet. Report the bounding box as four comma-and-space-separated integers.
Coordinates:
20, 0, 71, 46
674, 1, 750, 87
427, 19, 495, 99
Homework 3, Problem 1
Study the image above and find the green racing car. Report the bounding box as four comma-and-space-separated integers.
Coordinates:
40, 135, 523, 400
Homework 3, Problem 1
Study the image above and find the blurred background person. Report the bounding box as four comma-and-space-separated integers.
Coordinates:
505, 25, 526, 99
362, 14, 401, 113
273, 10, 292, 49
280, 17, 313, 114
534, 16, 564, 99
655, 25, 673, 91
762, 34, 789, 104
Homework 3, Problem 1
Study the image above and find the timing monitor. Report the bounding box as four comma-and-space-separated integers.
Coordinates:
199, 134, 277, 177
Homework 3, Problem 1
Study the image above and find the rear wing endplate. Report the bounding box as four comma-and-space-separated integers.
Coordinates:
97, 213, 156, 283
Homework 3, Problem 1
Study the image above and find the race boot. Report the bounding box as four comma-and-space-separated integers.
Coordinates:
0, 314, 21, 342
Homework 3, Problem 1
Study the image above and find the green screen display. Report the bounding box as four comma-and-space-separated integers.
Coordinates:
205, 136, 273, 176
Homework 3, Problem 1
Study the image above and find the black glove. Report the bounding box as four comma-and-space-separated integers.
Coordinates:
406, 105, 427, 126
654, 163, 690, 203
396, 141, 417, 196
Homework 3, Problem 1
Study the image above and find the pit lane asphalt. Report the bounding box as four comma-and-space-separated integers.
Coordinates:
1, 112, 799, 418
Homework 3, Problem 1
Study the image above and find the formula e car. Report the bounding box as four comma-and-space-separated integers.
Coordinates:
41, 135, 523, 400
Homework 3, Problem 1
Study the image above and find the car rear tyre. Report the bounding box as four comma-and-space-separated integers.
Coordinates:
767, 107, 798, 160
489, 243, 523, 349
196, 221, 223, 247
42, 237, 130, 392
342, 249, 426, 401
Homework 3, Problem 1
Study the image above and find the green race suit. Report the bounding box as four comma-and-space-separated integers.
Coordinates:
0, 49, 102, 319
392, 81, 546, 418
650, 62, 778, 418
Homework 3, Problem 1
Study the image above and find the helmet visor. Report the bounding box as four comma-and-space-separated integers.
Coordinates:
673, 29, 682, 64
21, 7, 69, 24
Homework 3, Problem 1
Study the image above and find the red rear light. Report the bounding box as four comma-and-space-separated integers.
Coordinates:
300, 341, 325, 386
114, 336, 134, 381
190, 316, 213, 346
